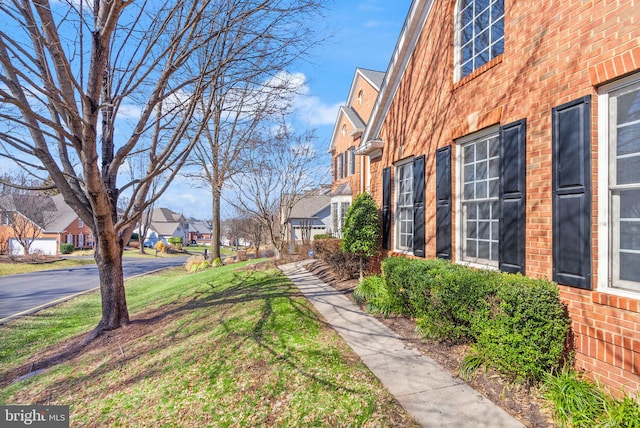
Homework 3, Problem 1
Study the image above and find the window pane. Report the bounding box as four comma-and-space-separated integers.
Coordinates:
467, 220, 477, 238
620, 222, 640, 251
478, 220, 490, 239
490, 243, 499, 261
468, 203, 478, 219
462, 24, 474, 45
476, 181, 487, 199
620, 189, 640, 218
466, 240, 477, 258
489, 179, 499, 198
465, 164, 475, 181
479, 201, 490, 219
478, 241, 490, 259
475, 10, 490, 37
464, 144, 475, 163
477, 161, 488, 179
492, 38, 505, 57
620, 252, 640, 282
461, 2, 474, 25
465, 183, 475, 200
491, 220, 499, 240
617, 123, 640, 156
617, 89, 640, 124
491, 1, 504, 19
489, 137, 500, 157
476, 141, 488, 160
489, 158, 500, 177
617, 156, 640, 185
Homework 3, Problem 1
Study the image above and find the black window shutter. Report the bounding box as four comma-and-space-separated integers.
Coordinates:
499, 119, 526, 274
413, 155, 426, 257
552, 96, 592, 289
436, 146, 452, 259
382, 167, 392, 250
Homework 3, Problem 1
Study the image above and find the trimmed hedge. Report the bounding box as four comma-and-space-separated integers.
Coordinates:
59, 243, 74, 254
363, 257, 571, 384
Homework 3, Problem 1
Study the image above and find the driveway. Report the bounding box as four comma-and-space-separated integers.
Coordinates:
0, 256, 188, 322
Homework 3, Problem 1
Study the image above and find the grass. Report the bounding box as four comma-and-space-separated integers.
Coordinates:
0, 258, 96, 277
0, 261, 416, 426
543, 369, 640, 427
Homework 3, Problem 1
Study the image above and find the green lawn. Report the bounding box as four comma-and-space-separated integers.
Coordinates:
0, 261, 417, 427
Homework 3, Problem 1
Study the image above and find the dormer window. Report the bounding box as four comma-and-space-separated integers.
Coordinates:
455, 0, 504, 81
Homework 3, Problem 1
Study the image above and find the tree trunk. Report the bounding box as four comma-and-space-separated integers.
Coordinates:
359, 255, 364, 282
94, 232, 129, 331
210, 190, 221, 261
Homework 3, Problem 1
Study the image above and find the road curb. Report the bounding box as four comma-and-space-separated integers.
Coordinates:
0, 266, 181, 325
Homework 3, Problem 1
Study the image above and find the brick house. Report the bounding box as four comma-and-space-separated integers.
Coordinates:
0, 194, 94, 255
328, 68, 385, 237
348, 0, 640, 394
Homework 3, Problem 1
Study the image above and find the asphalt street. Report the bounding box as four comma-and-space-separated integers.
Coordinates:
0, 256, 188, 322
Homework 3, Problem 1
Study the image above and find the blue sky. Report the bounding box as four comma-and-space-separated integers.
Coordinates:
163, 0, 413, 220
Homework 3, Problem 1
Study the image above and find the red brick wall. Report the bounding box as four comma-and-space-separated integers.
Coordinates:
368, 0, 640, 393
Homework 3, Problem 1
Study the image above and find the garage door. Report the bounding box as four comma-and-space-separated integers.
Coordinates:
9, 238, 57, 256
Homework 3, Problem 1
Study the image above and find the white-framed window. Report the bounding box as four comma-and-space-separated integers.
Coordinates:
458, 129, 500, 267
77, 234, 84, 248
336, 153, 345, 179
340, 202, 350, 230
1, 212, 10, 225
331, 202, 339, 235
455, 0, 504, 81
598, 74, 640, 294
357, 89, 364, 105
341, 124, 347, 136
78, 219, 83, 228
395, 159, 414, 252
348, 147, 356, 175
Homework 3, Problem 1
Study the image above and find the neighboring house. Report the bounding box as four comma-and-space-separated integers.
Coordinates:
347, 1, 640, 394
187, 218, 212, 244
0, 193, 93, 255
138, 208, 189, 247
285, 186, 331, 244
328, 68, 385, 237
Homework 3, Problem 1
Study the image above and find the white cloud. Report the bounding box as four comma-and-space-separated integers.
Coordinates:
293, 96, 343, 126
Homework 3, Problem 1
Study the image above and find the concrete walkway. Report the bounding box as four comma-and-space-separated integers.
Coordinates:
279, 260, 524, 428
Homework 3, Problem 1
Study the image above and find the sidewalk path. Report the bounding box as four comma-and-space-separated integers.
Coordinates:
280, 260, 524, 428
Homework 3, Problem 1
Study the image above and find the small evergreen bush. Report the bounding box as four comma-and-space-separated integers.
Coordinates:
167, 237, 183, 249
59, 243, 74, 254
376, 256, 571, 384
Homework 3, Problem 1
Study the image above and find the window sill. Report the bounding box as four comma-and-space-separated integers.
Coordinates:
453, 55, 504, 90
456, 260, 499, 271
592, 290, 639, 312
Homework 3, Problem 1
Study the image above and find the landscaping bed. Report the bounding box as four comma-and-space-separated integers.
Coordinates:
306, 259, 555, 428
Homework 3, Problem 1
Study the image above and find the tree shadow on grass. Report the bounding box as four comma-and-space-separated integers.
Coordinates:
1, 266, 369, 406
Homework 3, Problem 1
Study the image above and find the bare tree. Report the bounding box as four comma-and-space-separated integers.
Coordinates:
228, 124, 322, 260
0, 1, 314, 335
186, 1, 322, 262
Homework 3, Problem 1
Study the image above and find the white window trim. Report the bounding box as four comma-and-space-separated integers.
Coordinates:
597, 73, 640, 298
455, 125, 500, 269
394, 157, 414, 254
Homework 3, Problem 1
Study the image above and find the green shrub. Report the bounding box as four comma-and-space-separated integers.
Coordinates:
59, 243, 74, 254
354, 275, 394, 316
167, 237, 183, 249
198, 261, 211, 271
475, 274, 571, 384
313, 234, 333, 240
378, 256, 571, 384
213, 257, 223, 267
